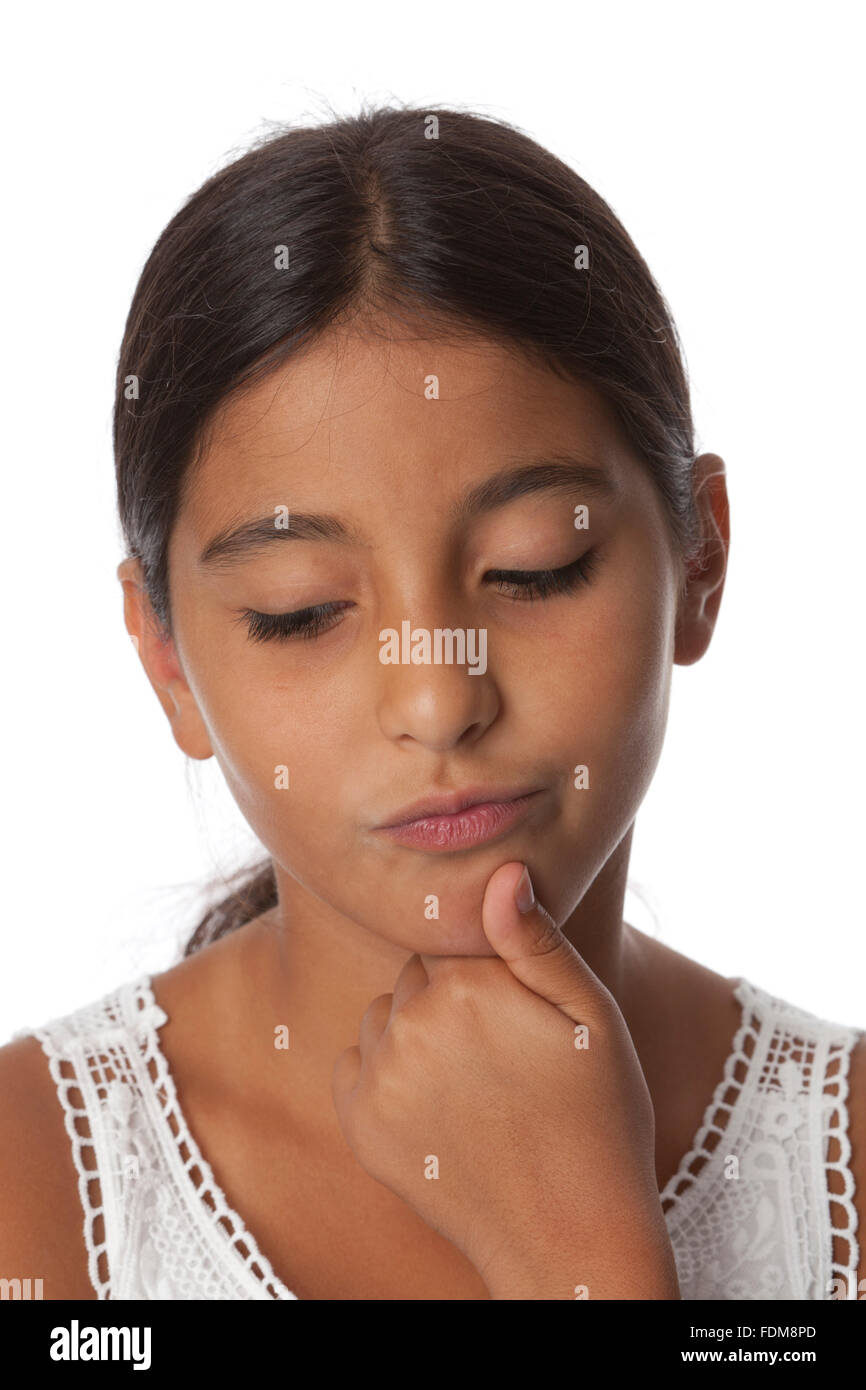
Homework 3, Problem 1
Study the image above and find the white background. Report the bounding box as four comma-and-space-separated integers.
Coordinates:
2, 0, 863, 1037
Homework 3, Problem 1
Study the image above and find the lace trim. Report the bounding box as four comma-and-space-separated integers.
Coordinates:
36, 977, 294, 1301
133, 977, 294, 1300
660, 978, 861, 1298
814, 1011, 860, 1298
35, 1019, 118, 1297
660, 977, 754, 1212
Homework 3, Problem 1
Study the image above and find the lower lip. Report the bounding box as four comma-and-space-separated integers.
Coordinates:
376, 793, 540, 851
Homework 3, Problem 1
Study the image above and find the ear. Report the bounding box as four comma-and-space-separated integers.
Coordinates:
674, 453, 730, 666
117, 557, 213, 760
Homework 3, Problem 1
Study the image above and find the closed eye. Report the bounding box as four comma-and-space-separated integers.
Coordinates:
236, 551, 599, 643
236, 601, 353, 644
486, 549, 598, 600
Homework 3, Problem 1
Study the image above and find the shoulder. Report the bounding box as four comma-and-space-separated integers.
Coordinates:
845, 1031, 866, 1296
0, 1031, 95, 1298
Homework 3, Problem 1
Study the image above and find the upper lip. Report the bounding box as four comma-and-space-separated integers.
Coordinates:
376, 785, 541, 829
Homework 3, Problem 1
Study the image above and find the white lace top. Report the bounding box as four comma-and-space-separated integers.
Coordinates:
15, 974, 863, 1300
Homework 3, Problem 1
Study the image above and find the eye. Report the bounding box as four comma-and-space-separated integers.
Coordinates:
236, 552, 599, 643
237, 601, 352, 644
486, 550, 598, 600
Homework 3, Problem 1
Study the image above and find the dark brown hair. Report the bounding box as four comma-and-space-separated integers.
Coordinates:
113, 100, 699, 958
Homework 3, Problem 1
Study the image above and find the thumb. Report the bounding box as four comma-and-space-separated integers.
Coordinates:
481, 862, 605, 1022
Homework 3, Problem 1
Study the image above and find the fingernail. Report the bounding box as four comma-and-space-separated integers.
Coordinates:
515, 865, 536, 914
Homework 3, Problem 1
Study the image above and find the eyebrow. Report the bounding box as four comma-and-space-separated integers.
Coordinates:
197, 454, 618, 569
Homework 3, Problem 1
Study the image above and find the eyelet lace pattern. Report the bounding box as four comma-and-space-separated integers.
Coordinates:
660, 980, 861, 1300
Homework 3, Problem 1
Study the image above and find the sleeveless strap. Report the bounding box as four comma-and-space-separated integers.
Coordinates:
32, 976, 294, 1301
32, 978, 169, 1298
662, 978, 861, 1299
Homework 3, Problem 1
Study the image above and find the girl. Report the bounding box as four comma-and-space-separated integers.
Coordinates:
1, 103, 863, 1301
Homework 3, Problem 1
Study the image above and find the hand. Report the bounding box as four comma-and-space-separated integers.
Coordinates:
331, 861, 680, 1299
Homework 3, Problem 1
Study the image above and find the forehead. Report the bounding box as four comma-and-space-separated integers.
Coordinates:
175, 321, 640, 542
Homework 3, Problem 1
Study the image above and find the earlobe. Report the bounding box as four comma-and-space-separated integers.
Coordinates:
155, 650, 214, 761
673, 453, 730, 667
116, 557, 214, 761
673, 585, 716, 667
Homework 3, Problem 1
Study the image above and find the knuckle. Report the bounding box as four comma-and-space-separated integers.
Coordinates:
434, 962, 481, 1009
383, 1002, 412, 1043
526, 915, 571, 961
362, 993, 391, 1029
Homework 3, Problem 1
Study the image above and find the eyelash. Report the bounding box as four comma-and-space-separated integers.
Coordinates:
489, 549, 598, 601
239, 551, 598, 644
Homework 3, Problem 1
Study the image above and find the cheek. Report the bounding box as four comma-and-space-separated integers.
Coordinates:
189, 653, 357, 850
595, 600, 675, 833
527, 556, 676, 797
596, 589, 673, 746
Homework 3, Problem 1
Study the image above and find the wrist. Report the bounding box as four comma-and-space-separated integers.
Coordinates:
486, 1261, 681, 1300
480, 1215, 681, 1301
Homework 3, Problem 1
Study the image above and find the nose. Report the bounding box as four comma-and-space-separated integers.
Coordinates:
375, 621, 500, 751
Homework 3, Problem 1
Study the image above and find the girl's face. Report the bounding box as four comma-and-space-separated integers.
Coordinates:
143, 322, 704, 955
